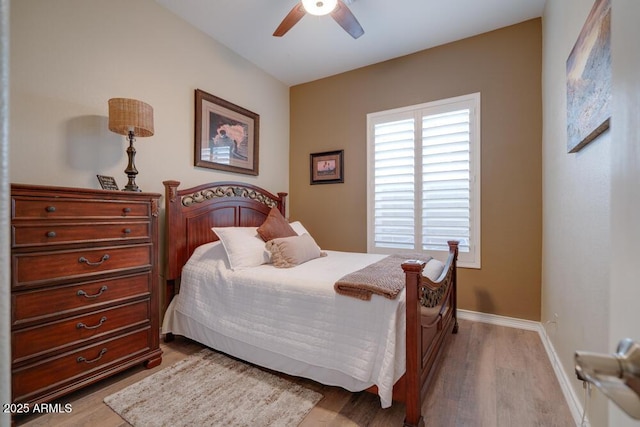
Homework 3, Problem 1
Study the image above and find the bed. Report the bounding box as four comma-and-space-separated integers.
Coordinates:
161, 180, 459, 427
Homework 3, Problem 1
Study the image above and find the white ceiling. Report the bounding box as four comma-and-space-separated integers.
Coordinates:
155, 0, 546, 86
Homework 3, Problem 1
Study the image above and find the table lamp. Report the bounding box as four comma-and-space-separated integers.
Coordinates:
108, 98, 154, 192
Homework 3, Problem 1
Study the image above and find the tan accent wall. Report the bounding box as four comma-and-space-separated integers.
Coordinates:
290, 19, 542, 320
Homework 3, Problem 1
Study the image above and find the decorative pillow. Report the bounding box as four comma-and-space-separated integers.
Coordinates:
424, 259, 445, 282
211, 227, 269, 270
257, 207, 297, 242
265, 234, 327, 268
289, 221, 311, 236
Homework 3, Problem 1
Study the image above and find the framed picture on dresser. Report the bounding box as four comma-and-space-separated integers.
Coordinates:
96, 174, 119, 190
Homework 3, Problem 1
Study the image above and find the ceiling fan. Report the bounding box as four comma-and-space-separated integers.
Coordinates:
273, 0, 365, 39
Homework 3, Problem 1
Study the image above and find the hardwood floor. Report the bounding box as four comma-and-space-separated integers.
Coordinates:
14, 319, 575, 426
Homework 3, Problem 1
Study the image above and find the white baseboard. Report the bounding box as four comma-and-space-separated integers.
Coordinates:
458, 309, 541, 331
457, 309, 587, 426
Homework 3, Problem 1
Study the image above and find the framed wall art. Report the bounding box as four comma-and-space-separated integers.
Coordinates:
194, 89, 259, 175
96, 175, 119, 190
566, 0, 611, 153
310, 150, 344, 185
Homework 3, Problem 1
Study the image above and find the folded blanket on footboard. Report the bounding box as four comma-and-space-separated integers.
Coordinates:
334, 254, 432, 300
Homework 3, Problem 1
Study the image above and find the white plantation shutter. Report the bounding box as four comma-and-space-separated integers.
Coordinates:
422, 109, 471, 253
367, 93, 480, 268
373, 117, 415, 249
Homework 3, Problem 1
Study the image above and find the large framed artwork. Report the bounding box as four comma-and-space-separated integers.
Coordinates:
566, 0, 611, 153
195, 89, 259, 175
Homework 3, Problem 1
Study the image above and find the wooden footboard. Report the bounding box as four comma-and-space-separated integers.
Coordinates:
402, 241, 459, 427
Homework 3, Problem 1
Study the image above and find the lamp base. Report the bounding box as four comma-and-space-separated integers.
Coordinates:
123, 131, 141, 192
123, 180, 141, 192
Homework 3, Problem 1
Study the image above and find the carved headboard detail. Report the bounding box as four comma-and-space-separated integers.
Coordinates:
162, 180, 287, 304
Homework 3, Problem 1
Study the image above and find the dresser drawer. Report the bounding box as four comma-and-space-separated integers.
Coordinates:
12, 244, 152, 289
12, 221, 151, 248
12, 273, 152, 326
12, 197, 150, 220
12, 328, 151, 403
13, 300, 150, 363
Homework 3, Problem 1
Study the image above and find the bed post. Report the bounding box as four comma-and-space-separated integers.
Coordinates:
163, 180, 182, 299
447, 240, 459, 333
162, 180, 181, 343
402, 259, 426, 427
277, 192, 287, 217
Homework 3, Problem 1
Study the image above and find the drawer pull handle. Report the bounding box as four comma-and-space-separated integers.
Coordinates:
77, 285, 108, 299
45, 206, 56, 213
123, 228, 131, 234
46, 231, 57, 238
77, 348, 107, 364
78, 254, 110, 266
77, 316, 107, 330
123, 207, 131, 214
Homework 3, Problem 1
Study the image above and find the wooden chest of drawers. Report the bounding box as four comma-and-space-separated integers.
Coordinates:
10, 184, 163, 404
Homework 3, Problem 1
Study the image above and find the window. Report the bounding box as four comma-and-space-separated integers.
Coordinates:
366, 93, 480, 268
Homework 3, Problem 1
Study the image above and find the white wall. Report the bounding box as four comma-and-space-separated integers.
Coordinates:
542, 0, 611, 425
10, 0, 289, 196
544, 1, 640, 426
609, 0, 640, 425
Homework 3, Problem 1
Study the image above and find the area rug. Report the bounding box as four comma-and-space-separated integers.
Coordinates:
104, 349, 323, 427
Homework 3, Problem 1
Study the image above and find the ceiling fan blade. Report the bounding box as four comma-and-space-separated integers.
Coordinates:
273, 2, 306, 37
331, 0, 364, 39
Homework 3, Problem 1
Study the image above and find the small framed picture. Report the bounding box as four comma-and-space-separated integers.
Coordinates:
310, 150, 344, 185
97, 175, 119, 190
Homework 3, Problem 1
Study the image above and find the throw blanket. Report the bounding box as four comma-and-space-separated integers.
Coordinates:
334, 254, 432, 300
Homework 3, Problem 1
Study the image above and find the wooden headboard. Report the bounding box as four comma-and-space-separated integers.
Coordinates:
163, 180, 287, 301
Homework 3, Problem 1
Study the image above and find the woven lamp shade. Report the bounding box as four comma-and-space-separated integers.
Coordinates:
108, 98, 154, 137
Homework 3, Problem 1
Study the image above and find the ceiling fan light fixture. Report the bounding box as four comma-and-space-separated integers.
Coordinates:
302, 0, 338, 16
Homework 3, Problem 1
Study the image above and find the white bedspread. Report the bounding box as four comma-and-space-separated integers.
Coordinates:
162, 242, 406, 408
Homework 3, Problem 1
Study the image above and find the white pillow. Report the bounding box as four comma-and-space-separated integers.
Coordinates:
424, 259, 445, 281
289, 221, 311, 236
211, 227, 269, 270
